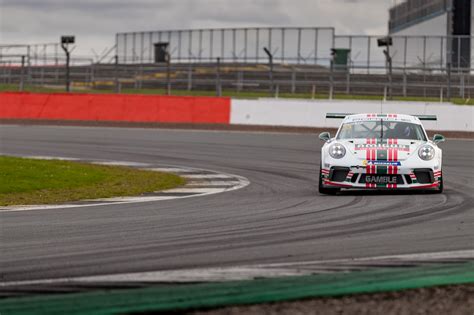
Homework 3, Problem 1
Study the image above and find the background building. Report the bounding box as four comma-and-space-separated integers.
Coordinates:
389, 0, 472, 69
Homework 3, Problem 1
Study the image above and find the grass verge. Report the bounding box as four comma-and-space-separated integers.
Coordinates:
0, 156, 185, 206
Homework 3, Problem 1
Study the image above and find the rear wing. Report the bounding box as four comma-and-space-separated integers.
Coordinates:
414, 115, 437, 121
326, 113, 354, 119
325, 113, 437, 121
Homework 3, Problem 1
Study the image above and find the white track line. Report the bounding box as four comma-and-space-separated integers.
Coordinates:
92, 161, 151, 167
23, 156, 80, 161
1, 249, 472, 287
183, 174, 234, 179
163, 188, 228, 194
250, 249, 474, 269
186, 181, 239, 186
0, 268, 306, 287
144, 167, 194, 173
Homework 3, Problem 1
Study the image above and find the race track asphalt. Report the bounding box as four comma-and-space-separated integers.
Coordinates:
0, 125, 473, 282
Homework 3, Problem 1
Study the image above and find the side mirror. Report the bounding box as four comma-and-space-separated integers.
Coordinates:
319, 132, 331, 142
433, 134, 445, 144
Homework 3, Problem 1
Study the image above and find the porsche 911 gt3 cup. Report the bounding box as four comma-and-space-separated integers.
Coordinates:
318, 113, 445, 194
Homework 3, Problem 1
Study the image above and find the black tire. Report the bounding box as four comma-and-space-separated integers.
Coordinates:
318, 165, 340, 195
426, 173, 443, 194
434, 174, 444, 194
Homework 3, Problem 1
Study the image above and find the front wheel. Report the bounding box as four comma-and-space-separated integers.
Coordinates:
434, 174, 444, 194
318, 166, 340, 195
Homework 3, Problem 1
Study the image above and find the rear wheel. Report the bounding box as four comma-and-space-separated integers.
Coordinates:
318, 164, 340, 195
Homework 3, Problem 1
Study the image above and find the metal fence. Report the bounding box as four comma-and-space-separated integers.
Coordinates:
2, 30, 474, 73
3, 28, 474, 100
0, 43, 96, 67
2, 61, 474, 101
116, 27, 474, 73
116, 27, 336, 65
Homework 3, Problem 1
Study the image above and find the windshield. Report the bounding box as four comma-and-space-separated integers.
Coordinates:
337, 120, 427, 141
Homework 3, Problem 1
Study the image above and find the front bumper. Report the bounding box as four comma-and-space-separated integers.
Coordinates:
321, 163, 442, 190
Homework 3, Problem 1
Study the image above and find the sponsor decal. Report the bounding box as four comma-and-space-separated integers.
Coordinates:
366, 175, 398, 184
351, 117, 412, 123
366, 160, 401, 166
355, 143, 409, 151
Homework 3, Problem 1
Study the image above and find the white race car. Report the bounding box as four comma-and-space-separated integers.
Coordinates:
319, 113, 445, 194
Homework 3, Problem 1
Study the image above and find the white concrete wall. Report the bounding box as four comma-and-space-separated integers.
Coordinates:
391, 13, 448, 36
230, 99, 474, 132
390, 13, 449, 68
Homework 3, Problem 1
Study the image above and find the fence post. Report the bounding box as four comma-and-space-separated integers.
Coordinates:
440, 87, 443, 103
114, 55, 119, 93
329, 58, 334, 100
403, 72, 407, 97
134, 68, 138, 89
19, 55, 25, 91
40, 65, 44, 87
138, 63, 143, 90
8, 64, 12, 85
288, 69, 294, 94
216, 57, 222, 97
446, 62, 452, 101
90, 63, 94, 89
312, 84, 316, 99
187, 63, 193, 91
388, 53, 393, 100
166, 55, 171, 95
236, 70, 243, 93
345, 70, 350, 95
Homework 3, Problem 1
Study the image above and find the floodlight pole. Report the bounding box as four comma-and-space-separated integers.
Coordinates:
60, 36, 75, 92
263, 47, 274, 96
378, 36, 393, 100
383, 46, 393, 100
61, 44, 71, 92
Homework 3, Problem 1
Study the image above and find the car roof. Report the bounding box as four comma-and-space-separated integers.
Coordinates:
343, 113, 422, 124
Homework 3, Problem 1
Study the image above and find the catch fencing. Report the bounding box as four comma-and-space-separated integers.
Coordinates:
116, 27, 474, 72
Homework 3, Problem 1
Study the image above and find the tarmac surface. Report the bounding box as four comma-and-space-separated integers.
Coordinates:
0, 124, 473, 284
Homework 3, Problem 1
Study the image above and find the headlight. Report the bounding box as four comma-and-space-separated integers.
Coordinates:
329, 143, 346, 159
418, 145, 435, 161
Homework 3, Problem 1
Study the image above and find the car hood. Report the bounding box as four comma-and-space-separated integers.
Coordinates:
339, 138, 424, 161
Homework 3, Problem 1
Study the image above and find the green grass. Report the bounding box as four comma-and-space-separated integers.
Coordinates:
0, 156, 185, 206
0, 84, 65, 93
1, 83, 473, 105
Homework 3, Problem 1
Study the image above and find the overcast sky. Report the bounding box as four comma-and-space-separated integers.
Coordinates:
0, 0, 394, 57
